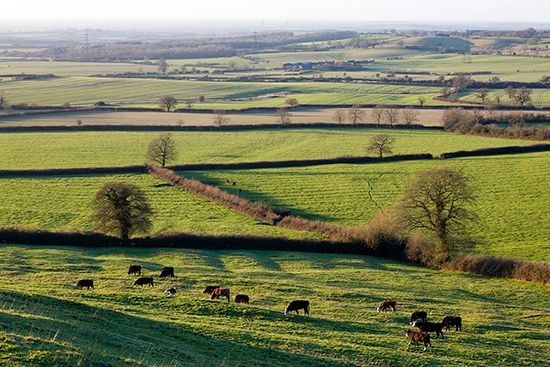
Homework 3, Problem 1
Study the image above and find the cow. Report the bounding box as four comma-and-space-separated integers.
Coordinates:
412, 321, 444, 339
211, 288, 231, 303
284, 300, 310, 317
164, 287, 177, 296
203, 285, 220, 294
410, 311, 428, 324
133, 277, 154, 287
76, 279, 94, 290
235, 294, 249, 304
405, 330, 432, 352
377, 300, 396, 312
159, 267, 174, 278
442, 316, 462, 331
127, 265, 141, 276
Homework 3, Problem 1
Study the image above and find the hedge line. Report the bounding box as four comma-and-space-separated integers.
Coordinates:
440, 143, 550, 158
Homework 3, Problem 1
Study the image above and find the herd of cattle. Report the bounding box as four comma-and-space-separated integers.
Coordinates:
76, 265, 461, 352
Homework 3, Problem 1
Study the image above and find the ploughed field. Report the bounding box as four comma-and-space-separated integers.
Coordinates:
0, 128, 535, 170
0, 246, 548, 367
182, 152, 550, 262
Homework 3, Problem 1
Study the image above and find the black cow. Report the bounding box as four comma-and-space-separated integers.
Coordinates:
76, 279, 94, 289
127, 265, 141, 275
410, 311, 428, 324
235, 294, 250, 304
442, 316, 462, 331
159, 267, 174, 278
133, 277, 154, 287
285, 300, 310, 316
412, 321, 444, 339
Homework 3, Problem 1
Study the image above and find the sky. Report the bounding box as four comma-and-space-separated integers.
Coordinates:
0, 0, 549, 23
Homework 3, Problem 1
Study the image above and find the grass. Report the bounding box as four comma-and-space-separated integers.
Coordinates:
460, 89, 550, 109
0, 128, 537, 170
0, 60, 158, 77
0, 245, 548, 366
0, 173, 314, 239
182, 152, 550, 262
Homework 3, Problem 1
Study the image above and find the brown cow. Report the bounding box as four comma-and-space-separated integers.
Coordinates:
235, 294, 249, 304
412, 321, 444, 339
76, 279, 94, 290
211, 288, 231, 303
285, 300, 310, 316
405, 330, 432, 352
442, 316, 462, 331
133, 277, 154, 287
159, 267, 174, 278
377, 300, 396, 312
127, 265, 141, 275
203, 285, 220, 294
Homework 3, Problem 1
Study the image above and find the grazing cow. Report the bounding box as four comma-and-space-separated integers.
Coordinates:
410, 311, 428, 324
164, 287, 177, 296
442, 316, 462, 331
284, 300, 310, 317
377, 300, 396, 312
133, 277, 154, 287
211, 288, 231, 303
203, 285, 220, 294
235, 294, 249, 304
127, 265, 141, 276
159, 266, 175, 278
412, 321, 444, 339
405, 330, 432, 352
76, 279, 94, 290
232, 182, 236, 186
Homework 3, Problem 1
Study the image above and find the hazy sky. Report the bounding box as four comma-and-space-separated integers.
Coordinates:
1, 0, 549, 23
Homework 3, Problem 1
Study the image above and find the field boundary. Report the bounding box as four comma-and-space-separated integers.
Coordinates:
1, 145, 549, 177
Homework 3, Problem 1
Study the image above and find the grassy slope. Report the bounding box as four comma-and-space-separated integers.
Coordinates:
0, 174, 313, 239
0, 246, 548, 367
0, 60, 159, 77
185, 152, 550, 262
0, 129, 535, 170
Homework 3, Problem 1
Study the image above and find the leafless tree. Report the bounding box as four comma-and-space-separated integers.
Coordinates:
285, 97, 299, 107
185, 100, 194, 110
402, 108, 419, 126
213, 110, 230, 127
371, 106, 385, 127
348, 105, 365, 125
400, 167, 477, 256
332, 110, 347, 124
384, 108, 400, 127
158, 59, 168, 73
146, 134, 178, 167
0, 94, 8, 110
365, 134, 394, 158
418, 96, 426, 108
474, 88, 490, 104
512, 87, 533, 106
159, 95, 177, 112
277, 108, 292, 125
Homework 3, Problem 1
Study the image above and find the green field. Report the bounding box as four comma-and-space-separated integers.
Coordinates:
183, 152, 550, 262
0, 60, 158, 77
0, 173, 312, 239
0, 246, 548, 366
460, 89, 550, 108
0, 129, 536, 170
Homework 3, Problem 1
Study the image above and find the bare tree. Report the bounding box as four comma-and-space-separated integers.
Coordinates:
371, 106, 385, 127
348, 105, 365, 125
285, 97, 299, 107
474, 88, 490, 104
92, 182, 153, 242
198, 95, 205, 103
384, 108, 400, 127
512, 87, 532, 106
450, 74, 473, 93
158, 59, 168, 73
402, 108, 419, 126
0, 94, 7, 110
146, 134, 178, 167
332, 110, 347, 124
213, 110, 230, 127
400, 167, 477, 256
159, 95, 177, 112
277, 108, 292, 125
365, 134, 394, 158
185, 100, 194, 110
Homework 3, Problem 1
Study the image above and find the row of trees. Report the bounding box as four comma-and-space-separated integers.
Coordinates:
332, 106, 420, 126
472, 87, 533, 106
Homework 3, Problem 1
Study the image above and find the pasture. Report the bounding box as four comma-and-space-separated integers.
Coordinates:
0, 246, 548, 366
184, 152, 550, 261
0, 128, 536, 169
0, 173, 312, 239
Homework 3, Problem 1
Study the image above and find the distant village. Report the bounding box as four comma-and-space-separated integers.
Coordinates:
282, 59, 375, 71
